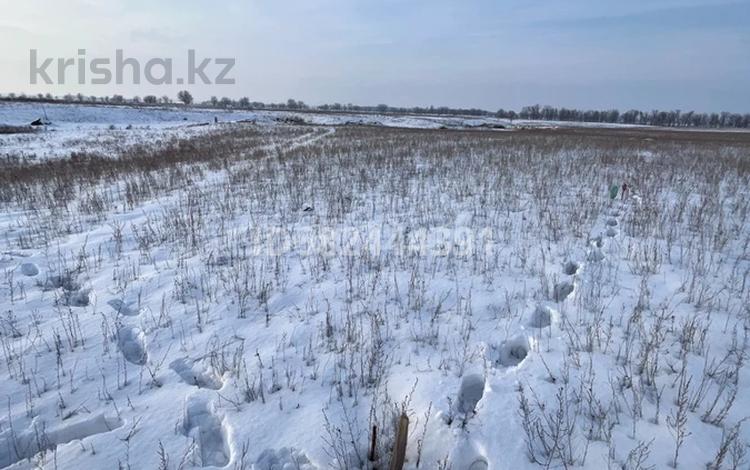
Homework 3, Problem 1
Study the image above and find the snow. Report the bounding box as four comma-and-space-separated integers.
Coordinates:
0, 102, 517, 161
0, 102, 267, 161
2, 101, 699, 162
0, 102, 264, 129
0, 102, 749, 469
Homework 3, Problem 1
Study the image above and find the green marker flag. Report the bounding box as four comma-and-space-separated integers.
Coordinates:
609, 184, 619, 200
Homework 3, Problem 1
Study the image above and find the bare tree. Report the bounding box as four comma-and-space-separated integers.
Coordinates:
177, 90, 193, 106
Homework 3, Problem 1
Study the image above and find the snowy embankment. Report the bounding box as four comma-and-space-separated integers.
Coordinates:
0, 102, 517, 161
0, 110, 750, 469
0, 102, 267, 161
0, 101, 670, 162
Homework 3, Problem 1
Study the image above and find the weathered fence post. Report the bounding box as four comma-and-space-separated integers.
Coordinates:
389, 413, 409, 470
369, 425, 378, 463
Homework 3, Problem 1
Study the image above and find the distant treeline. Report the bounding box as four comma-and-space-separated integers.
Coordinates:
498, 105, 750, 129
1, 92, 748, 129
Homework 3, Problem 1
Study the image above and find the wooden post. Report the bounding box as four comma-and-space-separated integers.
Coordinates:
369, 425, 378, 463
389, 413, 409, 470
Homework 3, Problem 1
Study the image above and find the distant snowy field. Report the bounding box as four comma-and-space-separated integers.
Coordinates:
0, 101, 513, 131
1, 104, 749, 470
0, 102, 651, 161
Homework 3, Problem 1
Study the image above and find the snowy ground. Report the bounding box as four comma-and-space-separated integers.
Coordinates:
0, 101, 514, 132
1, 106, 750, 470
0, 102, 653, 162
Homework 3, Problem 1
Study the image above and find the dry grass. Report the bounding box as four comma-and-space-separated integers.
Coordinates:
1, 122, 749, 468
0, 125, 37, 135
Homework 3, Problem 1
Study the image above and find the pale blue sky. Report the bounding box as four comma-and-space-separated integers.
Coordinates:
1, 0, 748, 111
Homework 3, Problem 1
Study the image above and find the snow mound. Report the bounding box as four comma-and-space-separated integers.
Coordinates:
451, 436, 490, 470
563, 260, 581, 276
457, 373, 486, 415
62, 288, 92, 307
0, 414, 122, 467
589, 236, 605, 249
108, 299, 143, 317
497, 335, 532, 367
19, 262, 39, 276
170, 357, 223, 390
587, 248, 605, 262
181, 396, 230, 467
255, 447, 317, 470
552, 281, 575, 302
117, 326, 148, 365
528, 305, 557, 328
41, 272, 79, 291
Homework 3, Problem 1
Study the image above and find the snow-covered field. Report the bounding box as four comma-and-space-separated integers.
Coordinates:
0, 102, 518, 161
1, 102, 652, 162
1, 104, 750, 470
